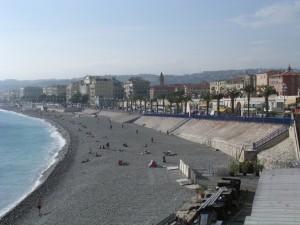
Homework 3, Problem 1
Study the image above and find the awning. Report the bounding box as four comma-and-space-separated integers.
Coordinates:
285, 98, 296, 105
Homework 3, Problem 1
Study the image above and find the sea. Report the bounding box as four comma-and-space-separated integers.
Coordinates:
0, 109, 66, 218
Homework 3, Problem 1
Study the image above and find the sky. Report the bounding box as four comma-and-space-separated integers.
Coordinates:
1, 0, 300, 80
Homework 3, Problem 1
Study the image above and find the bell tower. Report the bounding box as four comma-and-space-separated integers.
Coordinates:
159, 72, 164, 86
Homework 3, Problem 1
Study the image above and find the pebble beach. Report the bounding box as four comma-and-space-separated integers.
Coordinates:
0, 109, 258, 225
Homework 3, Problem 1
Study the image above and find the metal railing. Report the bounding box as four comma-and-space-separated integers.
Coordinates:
169, 118, 191, 133
155, 213, 176, 225
253, 125, 289, 150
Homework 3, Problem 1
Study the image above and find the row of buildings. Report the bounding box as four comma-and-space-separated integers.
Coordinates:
1, 66, 300, 110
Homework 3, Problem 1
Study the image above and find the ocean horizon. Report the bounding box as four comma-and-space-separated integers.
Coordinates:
0, 109, 65, 218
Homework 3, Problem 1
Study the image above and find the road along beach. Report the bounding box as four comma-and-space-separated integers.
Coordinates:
0, 108, 257, 225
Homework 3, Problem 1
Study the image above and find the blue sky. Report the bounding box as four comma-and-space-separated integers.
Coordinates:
1, 0, 300, 80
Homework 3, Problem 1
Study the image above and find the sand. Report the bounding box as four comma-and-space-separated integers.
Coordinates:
0, 109, 258, 225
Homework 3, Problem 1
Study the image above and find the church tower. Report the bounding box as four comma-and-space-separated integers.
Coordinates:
159, 72, 164, 86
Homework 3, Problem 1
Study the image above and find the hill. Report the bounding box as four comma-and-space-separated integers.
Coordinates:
0, 69, 267, 91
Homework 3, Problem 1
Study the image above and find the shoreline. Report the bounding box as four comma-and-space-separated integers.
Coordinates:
0, 109, 69, 218
0, 108, 72, 224
0, 107, 258, 225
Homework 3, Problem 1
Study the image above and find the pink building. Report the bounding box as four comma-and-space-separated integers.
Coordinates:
269, 66, 300, 96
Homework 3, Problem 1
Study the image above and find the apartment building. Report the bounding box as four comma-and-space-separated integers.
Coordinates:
66, 82, 80, 104
269, 66, 300, 96
44, 85, 66, 96
20, 87, 43, 98
123, 77, 150, 99
184, 82, 210, 98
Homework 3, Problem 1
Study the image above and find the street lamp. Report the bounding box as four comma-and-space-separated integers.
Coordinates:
283, 83, 287, 119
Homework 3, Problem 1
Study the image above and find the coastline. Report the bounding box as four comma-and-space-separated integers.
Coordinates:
0, 107, 257, 225
0, 108, 71, 224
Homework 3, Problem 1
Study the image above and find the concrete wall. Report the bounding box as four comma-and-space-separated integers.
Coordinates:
289, 123, 300, 160
256, 131, 289, 153
174, 118, 283, 161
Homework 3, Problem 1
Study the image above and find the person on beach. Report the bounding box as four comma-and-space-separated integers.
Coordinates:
36, 198, 42, 216
136, 129, 138, 134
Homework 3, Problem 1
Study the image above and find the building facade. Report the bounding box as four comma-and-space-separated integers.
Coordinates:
90, 76, 124, 107
269, 66, 300, 96
66, 82, 80, 104
123, 77, 150, 99
44, 85, 66, 96
183, 82, 210, 98
20, 87, 43, 98
256, 70, 282, 90
209, 80, 227, 94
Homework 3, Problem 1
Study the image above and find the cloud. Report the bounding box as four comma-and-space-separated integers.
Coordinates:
250, 40, 272, 45
231, 0, 300, 28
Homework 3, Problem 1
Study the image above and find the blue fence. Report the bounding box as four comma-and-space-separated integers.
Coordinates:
144, 113, 190, 118
144, 113, 294, 125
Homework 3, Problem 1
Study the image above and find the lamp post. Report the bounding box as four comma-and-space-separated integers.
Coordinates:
283, 83, 287, 120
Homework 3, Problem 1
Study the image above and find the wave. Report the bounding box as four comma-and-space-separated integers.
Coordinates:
0, 110, 67, 219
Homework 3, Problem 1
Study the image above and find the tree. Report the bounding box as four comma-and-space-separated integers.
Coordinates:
81, 94, 89, 106
213, 93, 224, 115
70, 92, 88, 106
166, 93, 175, 114
242, 84, 256, 117
173, 91, 184, 114
133, 97, 138, 111
258, 85, 277, 117
159, 94, 166, 113
225, 88, 242, 115
154, 98, 159, 113
201, 92, 212, 115
70, 92, 82, 104
150, 98, 156, 113
182, 95, 191, 114
137, 97, 143, 111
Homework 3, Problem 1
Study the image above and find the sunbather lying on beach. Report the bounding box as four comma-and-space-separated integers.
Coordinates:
140, 150, 150, 155
81, 159, 90, 163
163, 150, 177, 156
118, 160, 129, 166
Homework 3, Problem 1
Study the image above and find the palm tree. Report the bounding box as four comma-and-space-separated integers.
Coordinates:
213, 93, 224, 115
148, 98, 153, 113
225, 88, 242, 115
166, 93, 175, 114
159, 94, 166, 113
242, 84, 256, 117
138, 97, 142, 111
154, 98, 159, 113
258, 85, 277, 117
201, 92, 212, 115
174, 92, 184, 114
133, 97, 138, 111
182, 95, 191, 114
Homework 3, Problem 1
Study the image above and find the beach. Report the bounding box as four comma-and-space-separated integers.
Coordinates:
0, 109, 258, 225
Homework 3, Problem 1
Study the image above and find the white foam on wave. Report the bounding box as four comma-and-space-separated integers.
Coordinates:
0, 110, 67, 219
